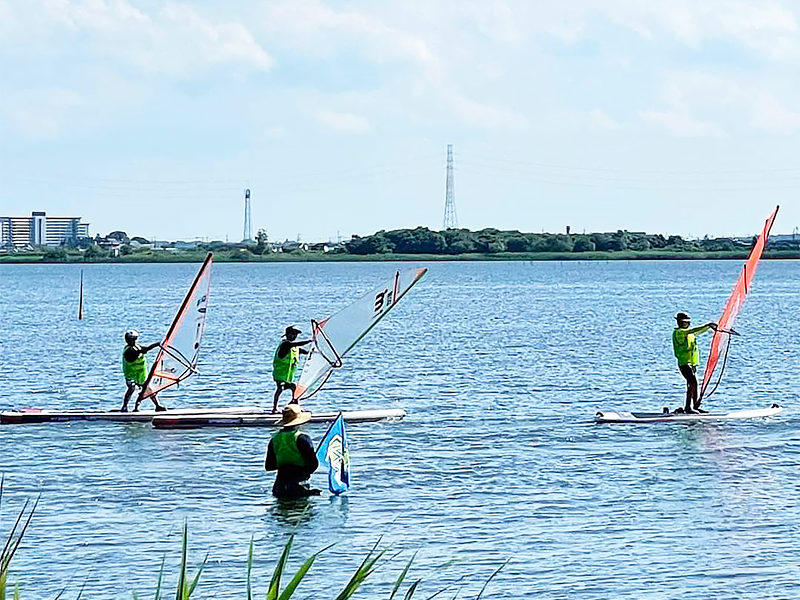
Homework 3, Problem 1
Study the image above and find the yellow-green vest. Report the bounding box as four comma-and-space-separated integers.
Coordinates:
272, 429, 304, 467
122, 345, 148, 384
273, 339, 299, 383
672, 328, 699, 366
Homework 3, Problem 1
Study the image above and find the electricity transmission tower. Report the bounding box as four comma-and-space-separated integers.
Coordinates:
243, 189, 252, 242
443, 144, 458, 229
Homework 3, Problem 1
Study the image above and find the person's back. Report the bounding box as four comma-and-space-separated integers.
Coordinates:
265, 405, 320, 498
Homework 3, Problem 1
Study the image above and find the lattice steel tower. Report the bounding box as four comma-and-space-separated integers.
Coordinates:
443, 144, 458, 229
243, 189, 252, 242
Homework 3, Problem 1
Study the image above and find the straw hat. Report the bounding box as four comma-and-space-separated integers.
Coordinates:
278, 404, 311, 427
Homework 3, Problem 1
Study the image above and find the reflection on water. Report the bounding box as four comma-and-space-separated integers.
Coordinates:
1, 260, 799, 599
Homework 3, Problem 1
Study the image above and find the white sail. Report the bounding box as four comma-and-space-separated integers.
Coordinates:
141, 253, 213, 398
294, 267, 427, 400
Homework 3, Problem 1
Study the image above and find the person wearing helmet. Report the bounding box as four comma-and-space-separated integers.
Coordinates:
672, 313, 717, 414
272, 325, 312, 413
120, 330, 165, 412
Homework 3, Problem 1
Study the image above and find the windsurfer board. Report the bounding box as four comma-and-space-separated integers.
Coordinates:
595, 404, 782, 424
0, 406, 264, 424
151, 408, 407, 429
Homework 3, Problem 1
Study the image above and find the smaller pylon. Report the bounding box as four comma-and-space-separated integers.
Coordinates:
243, 189, 252, 242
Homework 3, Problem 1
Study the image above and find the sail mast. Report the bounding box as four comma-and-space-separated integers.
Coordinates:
699, 206, 779, 400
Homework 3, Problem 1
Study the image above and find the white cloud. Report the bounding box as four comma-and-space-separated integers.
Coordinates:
639, 108, 726, 138
261, 0, 439, 73
314, 109, 371, 134
6, 88, 86, 140
4, 0, 273, 76
449, 93, 528, 131
754, 92, 800, 134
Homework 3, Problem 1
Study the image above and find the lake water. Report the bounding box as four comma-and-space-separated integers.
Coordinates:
1, 260, 799, 599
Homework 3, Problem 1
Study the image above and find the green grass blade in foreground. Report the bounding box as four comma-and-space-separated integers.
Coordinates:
332, 538, 388, 600
402, 580, 420, 599
474, 559, 508, 600
389, 551, 417, 600
247, 537, 254, 600
276, 543, 334, 600
1, 495, 39, 600
175, 522, 188, 600
266, 535, 293, 600
154, 554, 166, 600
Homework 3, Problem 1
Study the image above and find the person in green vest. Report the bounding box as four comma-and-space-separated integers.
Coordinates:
120, 329, 166, 412
673, 312, 717, 414
264, 404, 321, 499
272, 325, 312, 413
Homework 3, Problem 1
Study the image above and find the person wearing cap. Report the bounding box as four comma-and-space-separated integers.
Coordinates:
120, 329, 165, 412
672, 312, 717, 413
264, 404, 321, 499
272, 325, 313, 413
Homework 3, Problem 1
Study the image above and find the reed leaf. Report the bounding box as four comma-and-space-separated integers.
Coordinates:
246, 537, 254, 600
154, 554, 166, 600
276, 542, 334, 600
174, 522, 188, 600
402, 579, 420, 599
332, 538, 388, 600
266, 535, 293, 600
389, 551, 417, 600
474, 560, 508, 600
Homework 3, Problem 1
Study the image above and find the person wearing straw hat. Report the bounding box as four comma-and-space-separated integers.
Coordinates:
265, 404, 321, 499
673, 312, 717, 414
272, 325, 313, 413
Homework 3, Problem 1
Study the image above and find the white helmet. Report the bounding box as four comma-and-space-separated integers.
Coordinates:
124, 329, 139, 343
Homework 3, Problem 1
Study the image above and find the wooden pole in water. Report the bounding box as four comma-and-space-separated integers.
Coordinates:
78, 269, 83, 320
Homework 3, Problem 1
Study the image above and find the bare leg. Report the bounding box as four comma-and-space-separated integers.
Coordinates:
151, 393, 166, 411
121, 382, 136, 411
287, 383, 298, 405
272, 383, 283, 413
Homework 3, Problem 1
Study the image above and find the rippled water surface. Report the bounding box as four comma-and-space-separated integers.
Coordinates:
1, 260, 799, 599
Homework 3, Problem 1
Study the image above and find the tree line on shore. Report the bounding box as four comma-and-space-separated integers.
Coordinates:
343, 227, 798, 255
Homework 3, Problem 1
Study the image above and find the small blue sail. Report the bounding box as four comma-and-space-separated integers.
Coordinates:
315, 412, 350, 495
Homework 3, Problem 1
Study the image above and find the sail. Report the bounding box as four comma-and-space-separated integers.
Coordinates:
141, 253, 213, 399
316, 412, 350, 495
699, 206, 779, 400
294, 267, 427, 400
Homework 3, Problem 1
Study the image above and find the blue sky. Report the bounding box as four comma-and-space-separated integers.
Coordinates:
1, 0, 798, 242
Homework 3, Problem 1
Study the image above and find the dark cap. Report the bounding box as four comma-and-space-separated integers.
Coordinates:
285, 325, 302, 335
675, 312, 691, 322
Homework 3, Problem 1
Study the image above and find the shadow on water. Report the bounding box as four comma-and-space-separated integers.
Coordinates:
266, 494, 350, 530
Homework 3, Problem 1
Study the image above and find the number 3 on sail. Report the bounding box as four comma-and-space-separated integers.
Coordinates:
293, 267, 427, 401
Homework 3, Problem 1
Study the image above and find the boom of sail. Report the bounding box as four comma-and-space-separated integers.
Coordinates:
293, 267, 427, 401
140, 253, 213, 399
699, 206, 779, 400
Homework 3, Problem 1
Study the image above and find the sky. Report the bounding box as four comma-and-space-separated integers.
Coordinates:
0, 0, 799, 242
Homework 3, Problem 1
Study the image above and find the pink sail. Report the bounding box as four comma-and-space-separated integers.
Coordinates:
699, 207, 779, 400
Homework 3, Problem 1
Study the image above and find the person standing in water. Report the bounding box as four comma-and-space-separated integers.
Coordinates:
264, 404, 321, 499
272, 325, 312, 413
672, 312, 717, 413
120, 329, 165, 412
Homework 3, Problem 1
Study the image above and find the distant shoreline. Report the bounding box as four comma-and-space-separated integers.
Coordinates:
1, 249, 798, 264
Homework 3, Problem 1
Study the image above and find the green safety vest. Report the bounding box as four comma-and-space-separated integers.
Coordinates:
122, 344, 148, 384
672, 328, 699, 366
273, 338, 299, 383
272, 429, 304, 468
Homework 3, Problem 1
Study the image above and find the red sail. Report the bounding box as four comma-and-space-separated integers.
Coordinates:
699, 207, 779, 400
